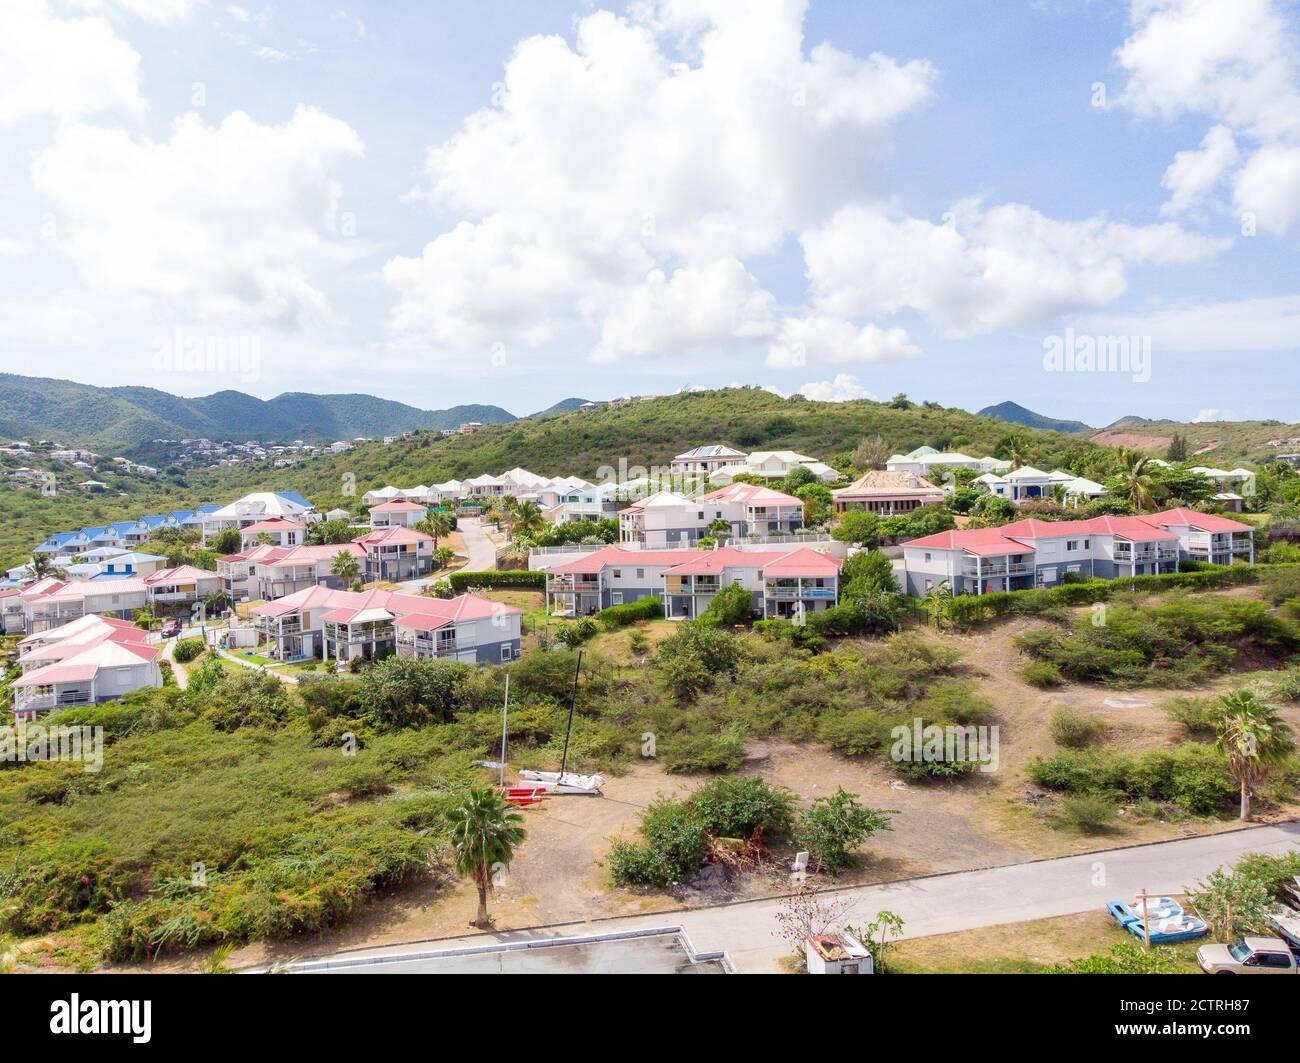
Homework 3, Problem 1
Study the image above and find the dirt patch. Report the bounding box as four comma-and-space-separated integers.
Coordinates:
1088, 431, 1172, 452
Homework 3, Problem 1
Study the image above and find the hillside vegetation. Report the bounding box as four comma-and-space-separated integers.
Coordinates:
1089, 416, 1300, 464
179, 388, 1112, 513
0, 373, 515, 451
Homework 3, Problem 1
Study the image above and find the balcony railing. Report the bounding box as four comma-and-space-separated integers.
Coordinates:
961, 561, 1033, 577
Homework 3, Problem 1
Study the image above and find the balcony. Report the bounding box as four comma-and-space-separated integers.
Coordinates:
15, 686, 93, 712
764, 583, 837, 600
548, 578, 600, 592
960, 560, 1032, 577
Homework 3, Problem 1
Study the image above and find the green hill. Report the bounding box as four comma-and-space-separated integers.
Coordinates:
179, 388, 1112, 514
1089, 416, 1300, 464
0, 373, 516, 451
978, 401, 1091, 434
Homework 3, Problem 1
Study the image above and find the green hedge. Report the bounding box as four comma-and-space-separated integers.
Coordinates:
942, 563, 1295, 630
596, 595, 663, 628
447, 570, 545, 592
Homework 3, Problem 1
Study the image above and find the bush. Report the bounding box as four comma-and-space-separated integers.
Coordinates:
606, 797, 708, 887
447, 570, 545, 592
1052, 793, 1119, 834
690, 776, 794, 839
596, 596, 662, 628
658, 731, 745, 774
173, 637, 206, 663
1049, 709, 1105, 749
817, 710, 890, 757
653, 625, 741, 700
696, 583, 754, 627
1047, 941, 1183, 974
553, 618, 598, 647
1028, 743, 1235, 815
794, 788, 892, 873
1163, 695, 1220, 735
1022, 661, 1063, 688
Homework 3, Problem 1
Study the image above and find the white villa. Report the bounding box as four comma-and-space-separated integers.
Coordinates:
542, 544, 842, 620
710, 451, 840, 486
669, 444, 748, 477
11, 615, 161, 717
886, 446, 1011, 478
900, 508, 1254, 597
202, 492, 315, 542
618, 483, 805, 549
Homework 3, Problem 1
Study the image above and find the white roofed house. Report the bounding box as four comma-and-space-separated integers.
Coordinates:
464, 473, 508, 499
669, 444, 748, 477
202, 492, 314, 542
886, 447, 1011, 478
711, 451, 840, 485
11, 616, 160, 718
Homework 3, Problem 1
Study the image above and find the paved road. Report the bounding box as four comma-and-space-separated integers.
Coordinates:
398, 517, 498, 592
307, 821, 1300, 973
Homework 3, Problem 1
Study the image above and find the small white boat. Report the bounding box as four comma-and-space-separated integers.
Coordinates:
518, 769, 605, 795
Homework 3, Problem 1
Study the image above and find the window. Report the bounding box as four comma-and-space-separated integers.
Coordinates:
1066, 541, 1078, 551
612, 569, 621, 578
697, 511, 704, 519
636, 568, 644, 579
500, 644, 513, 662
611, 592, 623, 605
924, 552, 932, 562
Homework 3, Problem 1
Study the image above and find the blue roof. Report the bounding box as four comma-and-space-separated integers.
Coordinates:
277, 492, 312, 508
89, 571, 136, 580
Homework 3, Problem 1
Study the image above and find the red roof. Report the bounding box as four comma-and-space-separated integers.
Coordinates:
353, 526, 432, 547
699, 482, 802, 507
1141, 507, 1253, 533
243, 517, 306, 533
369, 499, 427, 512
547, 546, 700, 574
761, 548, 843, 578
665, 547, 785, 575
906, 514, 1181, 555
251, 586, 516, 626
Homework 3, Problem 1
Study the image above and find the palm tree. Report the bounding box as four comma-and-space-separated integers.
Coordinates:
1214, 689, 1295, 821
1112, 450, 1157, 512
447, 787, 526, 928
330, 549, 360, 587
997, 431, 1033, 468
30, 552, 51, 579
416, 511, 455, 550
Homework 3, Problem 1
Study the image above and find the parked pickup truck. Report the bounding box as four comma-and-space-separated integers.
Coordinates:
1197, 936, 1300, 974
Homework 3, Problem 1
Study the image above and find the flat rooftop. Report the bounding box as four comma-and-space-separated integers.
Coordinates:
286, 927, 731, 975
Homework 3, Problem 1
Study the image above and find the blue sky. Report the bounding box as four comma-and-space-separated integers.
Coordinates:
1, 0, 1297, 426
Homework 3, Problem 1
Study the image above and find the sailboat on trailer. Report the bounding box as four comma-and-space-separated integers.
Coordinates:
517, 650, 606, 795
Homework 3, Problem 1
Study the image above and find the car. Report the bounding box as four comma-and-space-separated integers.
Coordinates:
161, 620, 182, 638
1196, 936, 1300, 974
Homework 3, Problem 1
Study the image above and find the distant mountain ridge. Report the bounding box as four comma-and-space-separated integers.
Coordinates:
0, 373, 518, 451
978, 401, 1092, 434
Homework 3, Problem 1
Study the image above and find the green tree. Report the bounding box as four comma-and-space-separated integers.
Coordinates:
447, 787, 527, 928
852, 435, 890, 471
29, 552, 51, 579
1213, 689, 1295, 821
923, 579, 952, 630
698, 583, 754, 627
832, 509, 880, 546
212, 527, 241, 555
1165, 434, 1189, 462
308, 518, 357, 545
1184, 866, 1276, 942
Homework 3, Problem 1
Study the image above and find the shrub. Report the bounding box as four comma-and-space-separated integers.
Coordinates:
1047, 941, 1182, 974
447, 570, 545, 592
690, 776, 794, 839
696, 584, 754, 628
1270, 668, 1300, 702
173, 637, 206, 663
596, 596, 662, 628
1022, 661, 1063, 688
653, 625, 741, 700
1049, 709, 1105, 749
816, 710, 890, 757
606, 797, 708, 887
658, 731, 744, 774
1163, 695, 1220, 735
794, 788, 892, 873
553, 618, 598, 647
1052, 793, 1119, 834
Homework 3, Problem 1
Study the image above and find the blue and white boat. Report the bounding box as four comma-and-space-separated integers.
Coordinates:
1106, 897, 1209, 944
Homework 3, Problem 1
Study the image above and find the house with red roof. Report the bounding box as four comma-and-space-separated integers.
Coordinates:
899, 509, 1254, 597
353, 525, 436, 582
543, 544, 841, 619
11, 615, 160, 717
239, 517, 306, 550
367, 498, 429, 529
250, 586, 519, 664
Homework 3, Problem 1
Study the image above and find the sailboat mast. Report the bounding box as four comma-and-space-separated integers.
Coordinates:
500, 672, 510, 788
558, 650, 582, 779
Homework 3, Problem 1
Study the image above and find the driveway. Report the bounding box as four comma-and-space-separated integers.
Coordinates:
398, 517, 497, 592
303, 820, 1300, 973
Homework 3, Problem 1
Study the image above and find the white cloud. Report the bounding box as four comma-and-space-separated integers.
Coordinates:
387, 0, 936, 361
254, 45, 289, 62
766, 314, 918, 367
31, 106, 364, 329
798, 373, 875, 402
1192, 408, 1235, 423
1082, 293, 1300, 352
0, 0, 145, 125
1117, 0, 1300, 235
1160, 124, 1238, 214
801, 200, 1225, 338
